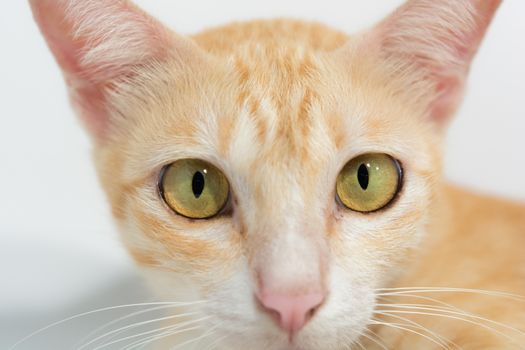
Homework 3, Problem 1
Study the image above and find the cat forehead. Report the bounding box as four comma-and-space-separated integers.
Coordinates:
119, 61, 404, 169
224, 48, 341, 148
116, 52, 348, 171
112, 32, 430, 186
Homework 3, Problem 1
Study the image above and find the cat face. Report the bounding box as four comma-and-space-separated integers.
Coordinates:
30, 0, 500, 348
98, 45, 440, 348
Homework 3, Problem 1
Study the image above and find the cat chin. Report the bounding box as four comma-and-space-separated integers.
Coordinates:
217, 322, 370, 350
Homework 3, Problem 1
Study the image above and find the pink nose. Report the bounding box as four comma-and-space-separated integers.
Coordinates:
257, 292, 325, 335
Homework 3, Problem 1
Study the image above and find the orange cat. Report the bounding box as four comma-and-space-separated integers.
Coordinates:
29, 0, 525, 349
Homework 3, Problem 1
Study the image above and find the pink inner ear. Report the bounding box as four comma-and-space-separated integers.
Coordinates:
50, 26, 111, 137
66, 77, 110, 139
430, 76, 464, 125
426, 6, 494, 123
371, 0, 502, 125
31, 0, 111, 140
33, 2, 75, 73
30, 0, 178, 141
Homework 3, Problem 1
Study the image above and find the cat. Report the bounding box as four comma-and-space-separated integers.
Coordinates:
29, 0, 525, 349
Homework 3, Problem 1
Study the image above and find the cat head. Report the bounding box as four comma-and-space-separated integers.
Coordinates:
30, 0, 500, 348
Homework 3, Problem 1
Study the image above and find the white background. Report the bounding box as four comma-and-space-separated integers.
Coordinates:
0, 0, 524, 348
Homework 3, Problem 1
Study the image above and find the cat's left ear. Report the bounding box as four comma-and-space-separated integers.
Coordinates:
30, 0, 205, 142
360, 0, 501, 128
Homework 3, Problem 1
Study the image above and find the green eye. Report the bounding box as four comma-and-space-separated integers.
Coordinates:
160, 159, 229, 219
336, 153, 402, 213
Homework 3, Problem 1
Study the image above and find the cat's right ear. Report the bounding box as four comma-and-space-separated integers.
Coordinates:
29, 0, 204, 142
353, 0, 501, 129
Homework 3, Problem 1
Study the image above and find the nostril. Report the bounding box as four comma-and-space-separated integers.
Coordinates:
259, 302, 281, 324
305, 303, 319, 320
256, 292, 325, 335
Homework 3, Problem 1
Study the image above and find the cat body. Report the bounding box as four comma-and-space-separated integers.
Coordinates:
30, 0, 525, 348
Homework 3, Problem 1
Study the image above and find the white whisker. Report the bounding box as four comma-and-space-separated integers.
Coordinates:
75, 304, 183, 348
8, 300, 207, 350
91, 316, 210, 350
78, 311, 201, 349
376, 287, 525, 302
202, 332, 230, 350
122, 324, 203, 350
373, 310, 460, 350
376, 303, 525, 338
377, 293, 466, 314
375, 309, 521, 347
371, 319, 448, 349
360, 329, 389, 350
170, 324, 219, 350
354, 338, 367, 350
339, 331, 357, 350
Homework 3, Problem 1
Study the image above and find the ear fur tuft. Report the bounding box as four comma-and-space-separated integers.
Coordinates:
29, 0, 199, 140
367, 0, 502, 124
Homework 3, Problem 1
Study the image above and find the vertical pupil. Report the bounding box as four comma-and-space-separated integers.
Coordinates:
357, 164, 369, 190
192, 171, 205, 198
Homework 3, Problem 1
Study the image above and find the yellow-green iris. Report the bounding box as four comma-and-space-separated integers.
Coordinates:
336, 153, 401, 212
160, 159, 229, 219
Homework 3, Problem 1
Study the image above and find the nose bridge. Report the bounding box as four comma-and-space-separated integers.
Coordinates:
254, 166, 305, 221
246, 163, 328, 292
248, 199, 329, 297
257, 226, 326, 291
245, 160, 329, 334
251, 213, 329, 335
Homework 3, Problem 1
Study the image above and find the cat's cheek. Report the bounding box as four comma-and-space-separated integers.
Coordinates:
301, 263, 376, 346
199, 262, 277, 343
114, 184, 244, 276
330, 167, 433, 272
